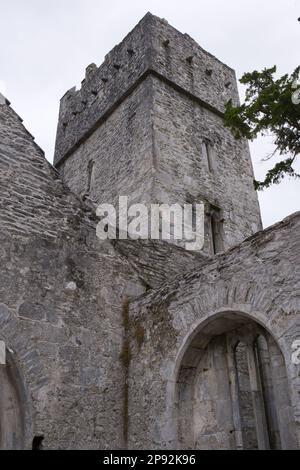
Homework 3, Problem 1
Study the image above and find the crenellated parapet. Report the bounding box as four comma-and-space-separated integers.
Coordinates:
54, 12, 239, 166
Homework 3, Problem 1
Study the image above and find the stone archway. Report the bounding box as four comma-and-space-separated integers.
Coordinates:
0, 303, 48, 450
0, 342, 27, 449
175, 312, 298, 450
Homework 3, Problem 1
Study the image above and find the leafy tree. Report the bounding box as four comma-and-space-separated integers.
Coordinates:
224, 65, 300, 190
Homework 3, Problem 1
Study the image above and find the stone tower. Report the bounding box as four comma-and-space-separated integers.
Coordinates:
54, 12, 262, 254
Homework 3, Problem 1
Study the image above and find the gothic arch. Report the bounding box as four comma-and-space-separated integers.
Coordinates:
0, 303, 47, 449
171, 310, 298, 450
0, 344, 27, 449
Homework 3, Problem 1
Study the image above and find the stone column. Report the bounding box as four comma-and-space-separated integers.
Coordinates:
247, 340, 270, 449
226, 337, 243, 450
213, 337, 236, 449
256, 335, 281, 449
267, 336, 298, 450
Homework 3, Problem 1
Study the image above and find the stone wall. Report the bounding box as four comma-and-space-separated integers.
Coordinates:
151, 76, 261, 249
58, 78, 154, 208
0, 100, 145, 449
127, 211, 300, 449
1, 95, 299, 450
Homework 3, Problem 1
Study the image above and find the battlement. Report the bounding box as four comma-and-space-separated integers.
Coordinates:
0, 92, 10, 106
54, 12, 239, 166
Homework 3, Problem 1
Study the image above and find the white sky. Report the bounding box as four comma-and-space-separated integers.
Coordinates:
0, 0, 299, 228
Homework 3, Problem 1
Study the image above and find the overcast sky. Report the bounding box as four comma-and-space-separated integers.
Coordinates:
0, 0, 299, 228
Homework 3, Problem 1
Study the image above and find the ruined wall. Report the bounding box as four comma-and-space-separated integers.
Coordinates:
1, 82, 299, 451
0, 100, 145, 449
127, 212, 300, 449
2, 12, 298, 451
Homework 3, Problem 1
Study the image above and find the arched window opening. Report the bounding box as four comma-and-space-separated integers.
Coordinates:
86, 160, 96, 197
205, 204, 224, 254
201, 140, 216, 173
